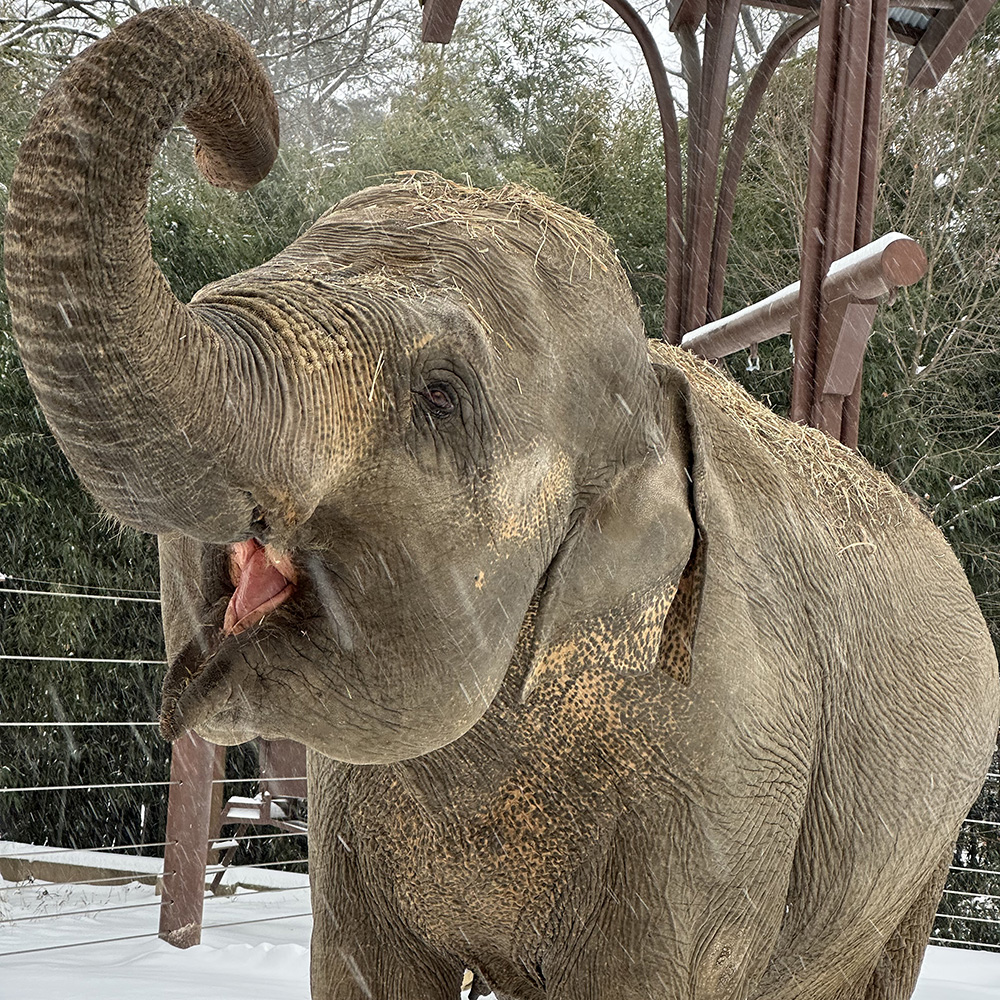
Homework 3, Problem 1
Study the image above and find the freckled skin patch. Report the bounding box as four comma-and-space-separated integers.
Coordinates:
657, 544, 704, 687
311, 623, 664, 1000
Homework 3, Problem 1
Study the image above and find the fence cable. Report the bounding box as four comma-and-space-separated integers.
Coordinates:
942, 888, 1000, 903
0, 858, 308, 894
213, 775, 307, 785
0, 912, 311, 958
8, 829, 307, 860
961, 817, 1000, 829
0, 586, 160, 604
0, 722, 160, 727
949, 865, 1000, 878
932, 937, 1000, 952
934, 910, 1000, 927
1, 883, 312, 924
0, 573, 159, 597
0, 775, 307, 793
0, 780, 178, 794
0, 655, 166, 665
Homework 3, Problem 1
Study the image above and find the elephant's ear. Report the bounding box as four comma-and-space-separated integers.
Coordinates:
521, 368, 708, 701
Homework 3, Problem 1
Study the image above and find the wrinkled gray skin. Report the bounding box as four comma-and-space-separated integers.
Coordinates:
6, 9, 999, 1000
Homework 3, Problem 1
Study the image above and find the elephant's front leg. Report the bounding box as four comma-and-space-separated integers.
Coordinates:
310, 888, 462, 1000
308, 759, 463, 1000
543, 808, 791, 1000
309, 831, 463, 1000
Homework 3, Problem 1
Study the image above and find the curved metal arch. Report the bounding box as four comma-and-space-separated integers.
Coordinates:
598, 0, 684, 342
707, 12, 820, 323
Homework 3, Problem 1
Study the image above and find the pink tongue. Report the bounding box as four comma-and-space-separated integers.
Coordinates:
225, 540, 293, 635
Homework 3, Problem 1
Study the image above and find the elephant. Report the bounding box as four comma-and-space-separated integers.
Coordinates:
5, 8, 999, 1000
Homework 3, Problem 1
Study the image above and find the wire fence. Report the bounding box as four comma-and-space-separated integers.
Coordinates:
1, 577, 311, 957
2, 577, 999, 960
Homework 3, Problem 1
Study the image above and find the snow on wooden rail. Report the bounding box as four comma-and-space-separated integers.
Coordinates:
681, 233, 928, 361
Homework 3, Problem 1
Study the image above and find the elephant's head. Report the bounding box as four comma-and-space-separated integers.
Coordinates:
5, 8, 700, 763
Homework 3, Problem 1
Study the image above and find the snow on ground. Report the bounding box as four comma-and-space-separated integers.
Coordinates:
2, 870, 999, 999
0, 875, 312, 999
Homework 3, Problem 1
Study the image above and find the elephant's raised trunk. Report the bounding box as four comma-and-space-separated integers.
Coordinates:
4, 7, 279, 539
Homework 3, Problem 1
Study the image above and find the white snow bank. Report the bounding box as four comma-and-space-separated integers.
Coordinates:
1, 873, 997, 999
915, 944, 1000, 999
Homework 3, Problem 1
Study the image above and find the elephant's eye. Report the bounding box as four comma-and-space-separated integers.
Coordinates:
416, 382, 457, 418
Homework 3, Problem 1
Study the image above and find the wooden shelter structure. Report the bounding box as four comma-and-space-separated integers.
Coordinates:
423, 0, 991, 446
157, 0, 995, 947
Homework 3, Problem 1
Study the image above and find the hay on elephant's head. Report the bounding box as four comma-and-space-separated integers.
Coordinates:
330, 171, 624, 286
324, 178, 907, 525
650, 342, 914, 527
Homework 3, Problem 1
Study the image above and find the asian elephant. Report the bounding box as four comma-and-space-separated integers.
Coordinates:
5, 8, 998, 1000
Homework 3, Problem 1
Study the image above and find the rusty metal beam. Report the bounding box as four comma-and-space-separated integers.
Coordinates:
908, 0, 995, 89
740, 0, 819, 15
681, 0, 741, 335
158, 732, 217, 948
601, 0, 685, 343
789, 0, 841, 426
421, 0, 464, 44
856, 0, 889, 250
808, 0, 874, 444
840, 0, 890, 445
260, 739, 308, 799
825, 0, 872, 259
681, 234, 927, 358
708, 12, 819, 322
670, 0, 707, 29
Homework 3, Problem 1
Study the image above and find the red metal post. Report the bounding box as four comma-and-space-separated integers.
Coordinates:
842, 0, 890, 446
810, 0, 872, 442
682, 0, 741, 334
907, 0, 996, 89
421, 0, 464, 43
791, 0, 841, 428
260, 738, 308, 799
708, 12, 819, 322
159, 732, 217, 948
792, 0, 891, 448
599, 0, 685, 343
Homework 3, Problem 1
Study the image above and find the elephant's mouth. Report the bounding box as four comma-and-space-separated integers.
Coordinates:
223, 538, 297, 635
159, 539, 298, 741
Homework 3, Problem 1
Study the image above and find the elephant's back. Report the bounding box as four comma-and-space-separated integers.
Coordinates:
649, 340, 920, 535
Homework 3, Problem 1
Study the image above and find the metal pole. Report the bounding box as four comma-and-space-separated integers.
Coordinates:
842, 0, 890, 447
682, 0, 741, 334
707, 12, 819, 322
159, 731, 217, 948
811, 0, 873, 441
791, 0, 842, 427
600, 0, 685, 343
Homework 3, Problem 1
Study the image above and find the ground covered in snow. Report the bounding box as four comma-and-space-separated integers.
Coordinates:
2, 873, 999, 999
